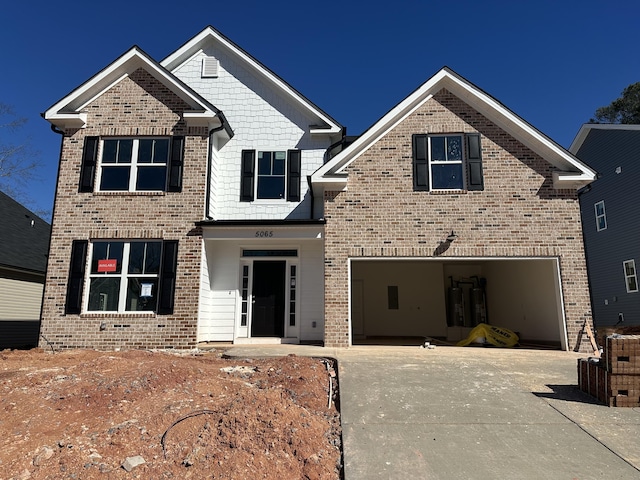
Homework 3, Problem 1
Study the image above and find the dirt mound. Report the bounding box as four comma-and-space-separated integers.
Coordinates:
0, 349, 341, 479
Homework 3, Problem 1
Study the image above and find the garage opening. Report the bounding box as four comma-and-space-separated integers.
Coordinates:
350, 258, 567, 350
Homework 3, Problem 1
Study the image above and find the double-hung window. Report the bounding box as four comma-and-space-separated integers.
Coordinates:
412, 133, 484, 191
623, 260, 638, 293
240, 149, 301, 202
594, 201, 607, 231
78, 136, 184, 193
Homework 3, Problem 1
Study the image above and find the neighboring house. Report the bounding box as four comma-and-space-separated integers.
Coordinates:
40, 26, 342, 350
570, 124, 640, 332
0, 191, 50, 349
311, 67, 597, 351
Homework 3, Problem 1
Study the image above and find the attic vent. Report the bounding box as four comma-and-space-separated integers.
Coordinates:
201, 56, 219, 78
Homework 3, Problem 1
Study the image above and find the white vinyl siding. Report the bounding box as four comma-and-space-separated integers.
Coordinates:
169, 49, 333, 220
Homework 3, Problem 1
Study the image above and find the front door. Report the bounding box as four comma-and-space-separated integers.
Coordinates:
251, 261, 286, 337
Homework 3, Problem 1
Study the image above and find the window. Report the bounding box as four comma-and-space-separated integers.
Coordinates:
594, 201, 607, 231
289, 265, 297, 326
412, 133, 484, 191
64, 240, 179, 315
87, 241, 162, 312
240, 149, 301, 202
623, 260, 638, 293
98, 138, 169, 191
78, 136, 184, 193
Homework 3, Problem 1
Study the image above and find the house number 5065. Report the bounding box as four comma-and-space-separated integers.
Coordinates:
255, 231, 274, 237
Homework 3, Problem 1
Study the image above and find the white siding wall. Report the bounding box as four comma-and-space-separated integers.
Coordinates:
299, 240, 324, 341
199, 238, 324, 342
171, 46, 333, 220
198, 242, 241, 341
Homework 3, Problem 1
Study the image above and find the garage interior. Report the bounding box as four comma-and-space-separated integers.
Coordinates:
350, 258, 567, 350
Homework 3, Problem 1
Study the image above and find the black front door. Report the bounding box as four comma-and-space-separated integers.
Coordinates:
251, 261, 286, 337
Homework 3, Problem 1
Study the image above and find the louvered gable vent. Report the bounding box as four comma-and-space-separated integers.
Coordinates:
201, 56, 219, 78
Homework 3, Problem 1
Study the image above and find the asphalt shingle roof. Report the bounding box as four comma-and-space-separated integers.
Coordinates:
0, 191, 50, 274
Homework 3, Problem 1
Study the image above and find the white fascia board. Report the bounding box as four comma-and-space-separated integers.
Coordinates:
443, 74, 596, 180
161, 27, 341, 135
183, 111, 222, 129
43, 113, 87, 129
44, 48, 219, 129
313, 68, 595, 188
552, 171, 595, 189
310, 175, 348, 191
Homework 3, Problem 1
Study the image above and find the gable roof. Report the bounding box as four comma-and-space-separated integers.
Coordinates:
0, 191, 50, 275
312, 67, 596, 190
161, 26, 342, 136
570, 123, 640, 154
43, 46, 232, 138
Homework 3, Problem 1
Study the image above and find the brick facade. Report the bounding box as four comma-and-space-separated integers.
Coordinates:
39, 69, 209, 350
323, 89, 594, 351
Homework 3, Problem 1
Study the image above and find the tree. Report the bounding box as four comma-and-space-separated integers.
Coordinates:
591, 82, 640, 124
0, 102, 44, 212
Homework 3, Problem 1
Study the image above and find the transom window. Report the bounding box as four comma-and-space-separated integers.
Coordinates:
98, 138, 169, 191
623, 260, 638, 293
257, 151, 286, 199
87, 241, 162, 312
594, 201, 607, 231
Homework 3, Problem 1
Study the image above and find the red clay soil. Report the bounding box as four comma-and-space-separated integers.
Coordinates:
0, 349, 342, 479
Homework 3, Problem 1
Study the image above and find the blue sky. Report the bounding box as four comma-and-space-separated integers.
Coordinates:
1, 0, 638, 218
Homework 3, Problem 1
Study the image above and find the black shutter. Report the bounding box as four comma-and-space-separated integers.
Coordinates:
466, 134, 484, 191
287, 149, 301, 202
412, 135, 429, 191
65, 240, 88, 314
240, 150, 255, 202
157, 240, 179, 315
167, 136, 184, 192
79, 136, 99, 192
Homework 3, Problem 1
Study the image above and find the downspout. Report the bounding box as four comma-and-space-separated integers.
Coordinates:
38, 122, 66, 345
205, 112, 232, 220
307, 175, 314, 220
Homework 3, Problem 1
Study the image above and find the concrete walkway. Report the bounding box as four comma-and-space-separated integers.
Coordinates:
223, 345, 640, 479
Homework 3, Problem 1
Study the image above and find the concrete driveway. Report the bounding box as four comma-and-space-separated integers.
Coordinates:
224, 345, 640, 479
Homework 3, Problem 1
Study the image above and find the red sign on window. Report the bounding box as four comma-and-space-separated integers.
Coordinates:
97, 259, 117, 273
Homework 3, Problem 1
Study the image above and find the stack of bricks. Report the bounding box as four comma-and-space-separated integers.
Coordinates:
578, 335, 640, 407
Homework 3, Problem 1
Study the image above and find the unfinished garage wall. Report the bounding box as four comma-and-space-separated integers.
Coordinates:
483, 260, 563, 345
351, 261, 446, 338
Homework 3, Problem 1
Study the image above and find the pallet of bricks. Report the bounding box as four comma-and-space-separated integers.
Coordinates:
578, 335, 640, 407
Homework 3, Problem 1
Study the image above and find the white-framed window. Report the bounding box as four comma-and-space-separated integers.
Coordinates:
623, 259, 638, 293
412, 133, 484, 191
257, 151, 287, 199
97, 138, 169, 192
240, 149, 301, 202
86, 240, 162, 312
428, 135, 464, 190
594, 201, 607, 231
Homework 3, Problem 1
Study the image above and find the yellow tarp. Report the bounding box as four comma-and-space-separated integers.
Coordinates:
457, 323, 519, 348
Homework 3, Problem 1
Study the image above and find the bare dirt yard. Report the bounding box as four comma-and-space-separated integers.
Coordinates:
0, 348, 342, 479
